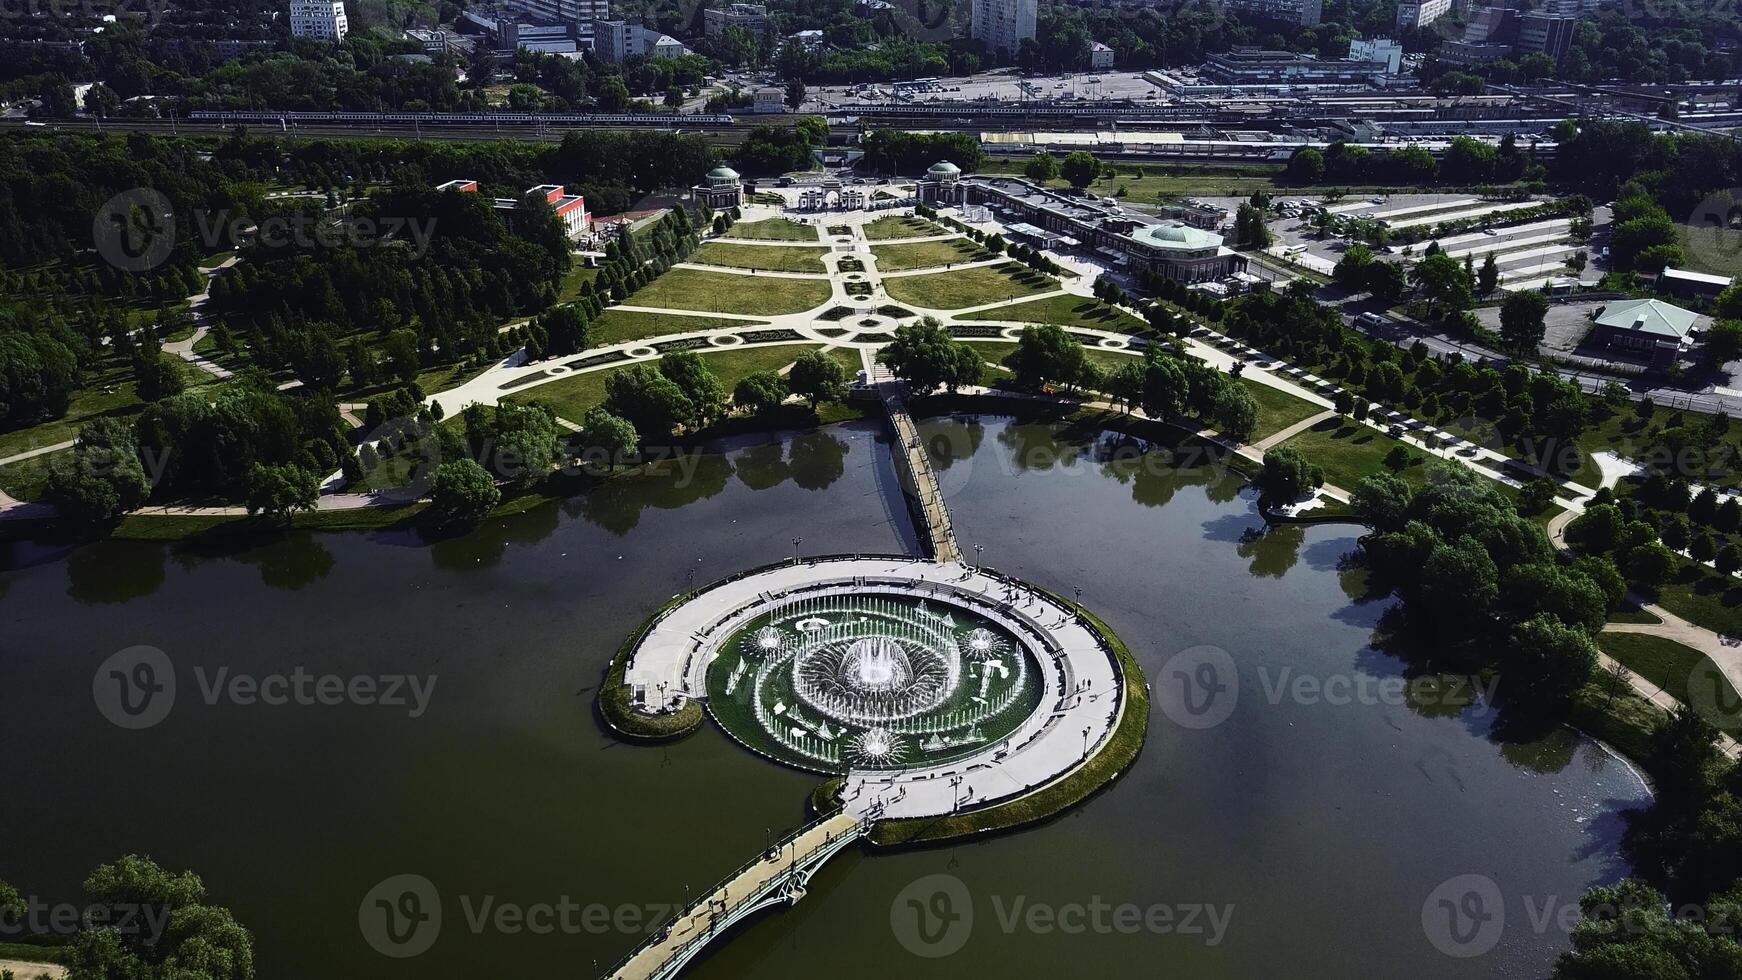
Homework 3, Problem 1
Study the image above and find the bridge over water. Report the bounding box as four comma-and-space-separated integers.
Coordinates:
876, 380, 963, 565
602, 812, 868, 980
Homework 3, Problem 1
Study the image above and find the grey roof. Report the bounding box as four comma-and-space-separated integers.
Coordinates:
1595, 298, 1698, 340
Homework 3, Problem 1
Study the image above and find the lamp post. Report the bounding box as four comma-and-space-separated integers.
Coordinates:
974, 543, 984, 572
791, 536, 803, 563
1082, 726, 1091, 760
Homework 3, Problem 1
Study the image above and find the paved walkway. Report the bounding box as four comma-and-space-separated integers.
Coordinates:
0, 439, 76, 467
1253, 409, 1339, 452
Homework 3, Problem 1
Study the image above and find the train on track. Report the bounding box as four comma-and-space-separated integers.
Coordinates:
186, 110, 738, 127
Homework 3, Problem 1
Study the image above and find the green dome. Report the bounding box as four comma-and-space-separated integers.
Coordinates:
927, 161, 961, 177
708, 166, 741, 182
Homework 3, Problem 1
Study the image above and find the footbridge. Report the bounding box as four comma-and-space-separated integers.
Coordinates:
877, 381, 963, 564
602, 812, 868, 980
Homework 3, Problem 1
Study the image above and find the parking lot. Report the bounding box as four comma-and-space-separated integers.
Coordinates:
805, 69, 1165, 110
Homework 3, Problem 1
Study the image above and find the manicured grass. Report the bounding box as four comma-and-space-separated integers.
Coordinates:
1278, 417, 1434, 491
723, 218, 820, 242
1567, 672, 1670, 770
506, 344, 837, 423
881, 263, 1054, 311
592, 310, 767, 347
1649, 556, 1742, 638
862, 214, 946, 240
1241, 379, 1325, 442
504, 364, 629, 422
0, 355, 213, 461
632, 268, 831, 315
960, 293, 1149, 333
869, 238, 988, 272
1598, 632, 1742, 731
689, 241, 831, 274
558, 265, 600, 302
0, 452, 56, 501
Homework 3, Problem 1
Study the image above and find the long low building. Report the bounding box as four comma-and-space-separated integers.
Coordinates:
961, 174, 1247, 283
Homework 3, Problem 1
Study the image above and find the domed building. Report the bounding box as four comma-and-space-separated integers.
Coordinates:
916, 160, 968, 206
694, 165, 743, 210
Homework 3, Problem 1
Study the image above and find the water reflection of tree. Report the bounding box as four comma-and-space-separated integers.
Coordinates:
67, 541, 166, 604
427, 501, 562, 570
733, 442, 790, 491
996, 422, 1093, 473
789, 431, 850, 491
920, 417, 985, 473
232, 531, 336, 590
571, 452, 735, 536
1237, 524, 1305, 579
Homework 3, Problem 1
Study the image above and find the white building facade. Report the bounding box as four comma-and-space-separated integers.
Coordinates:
971, 0, 1036, 56
290, 0, 348, 40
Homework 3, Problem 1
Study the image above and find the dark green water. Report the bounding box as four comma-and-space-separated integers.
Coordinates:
0, 415, 1649, 978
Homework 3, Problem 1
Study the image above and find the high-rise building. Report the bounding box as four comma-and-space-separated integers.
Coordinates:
1515, 11, 1578, 61
1395, 0, 1451, 31
704, 3, 771, 42
591, 19, 689, 62
289, 0, 347, 41
970, 0, 1036, 56
1221, 0, 1322, 26
1348, 36, 1404, 73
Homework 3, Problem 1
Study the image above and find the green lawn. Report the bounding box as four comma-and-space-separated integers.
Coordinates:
0, 355, 213, 461
1650, 556, 1742, 638
724, 218, 820, 242
1278, 417, 1433, 492
1597, 632, 1742, 732
862, 215, 947, 240
881, 263, 1054, 311
1240, 379, 1326, 442
0, 452, 55, 501
632, 268, 831, 315
869, 238, 988, 272
592, 310, 767, 347
959, 293, 1149, 333
506, 344, 845, 423
689, 242, 831, 274
558, 265, 600, 302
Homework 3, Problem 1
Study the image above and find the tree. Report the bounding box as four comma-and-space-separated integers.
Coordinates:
1411, 253, 1474, 318
1257, 446, 1324, 503
733, 370, 788, 415
658, 351, 726, 429
538, 304, 590, 357
1286, 146, 1325, 184
788, 349, 848, 409
1507, 614, 1599, 706
1554, 879, 1742, 979
1234, 204, 1271, 249
243, 463, 318, 522
603, 364, 693, 440
1567, 502, 1624, 552
881, 318, 977, 393
580, 407, 638, 470
1624, 541, 1678, 587
43, 418, 152, 525
1333, 244, 1374, 291
1478, 252, 1500, 296
428, 458, 499, 526
1211, 382, 1259, 442
1499, 289, 1550, 354
70, 854, 254, 980
1024, 151, 1060, 183
1709, 320, 1742, 365
1059, 151, 1101, 189
471, 402, 560, 483
1500, 563, 1608, 634
785, 77, 806, 111
1353, 472, 1413, 532
1420, 537, 1501, 637
1366, 261, 1408, 304
1720, 543, 1741, 576
1004, 324, 1090, 391
132, 348, 186, 403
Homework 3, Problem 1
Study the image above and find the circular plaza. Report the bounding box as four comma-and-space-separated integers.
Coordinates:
617, 556, 1133, 822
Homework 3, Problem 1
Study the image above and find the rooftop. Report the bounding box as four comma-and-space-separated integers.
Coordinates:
1596, 298, 1698, 340
1131, 221, 1223, 251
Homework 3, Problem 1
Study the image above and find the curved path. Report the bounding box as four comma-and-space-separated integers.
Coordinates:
622, 556, 1126, 821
